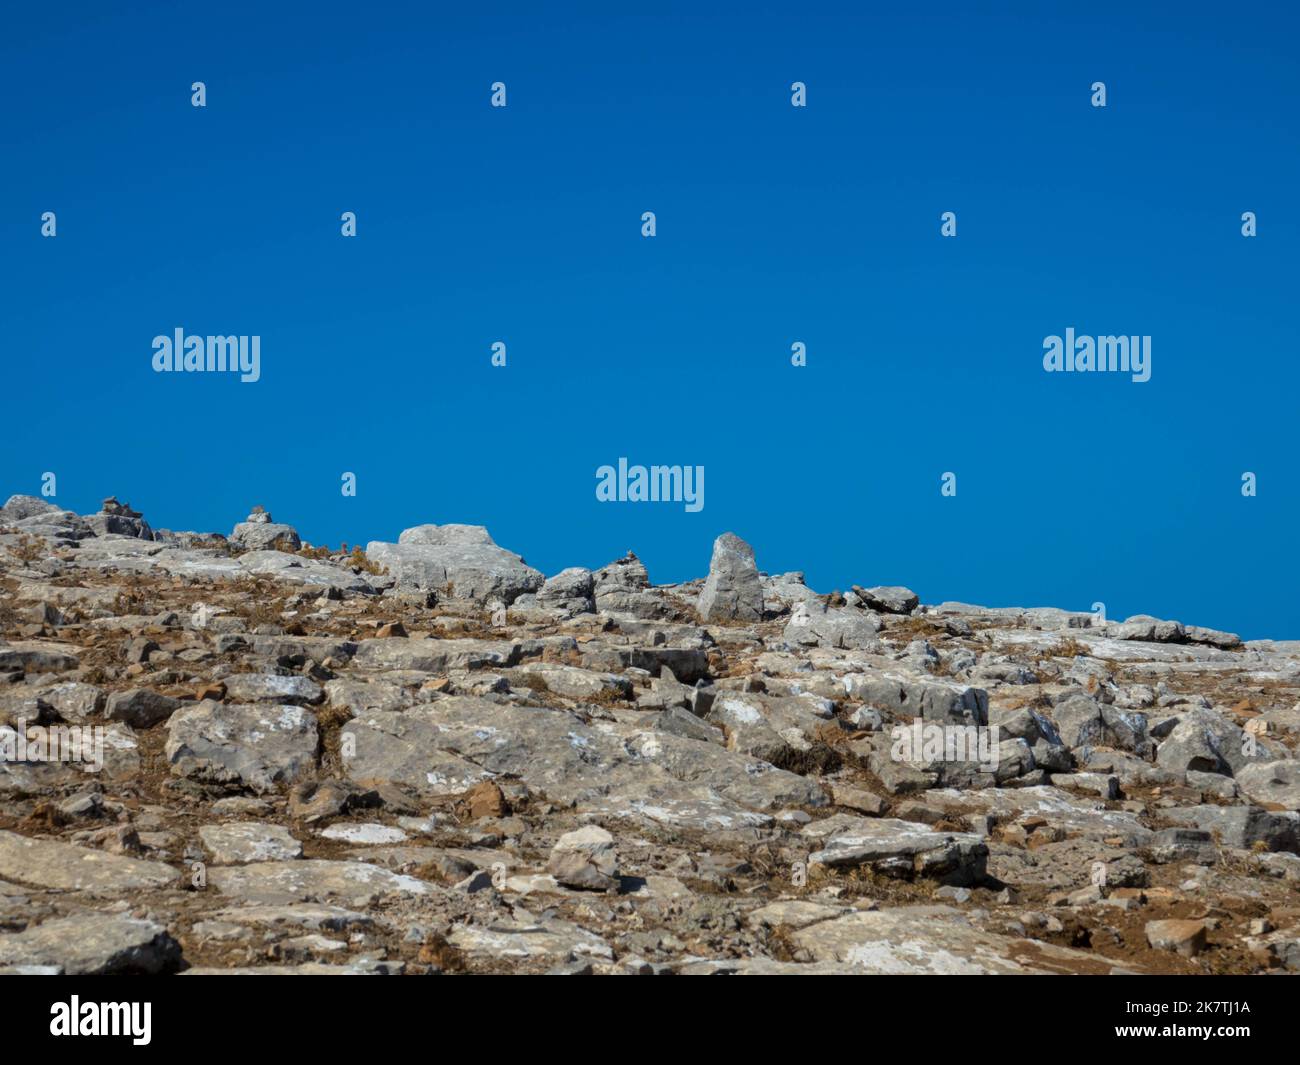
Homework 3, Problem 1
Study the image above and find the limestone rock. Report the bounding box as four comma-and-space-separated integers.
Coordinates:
697, 532, 763, 622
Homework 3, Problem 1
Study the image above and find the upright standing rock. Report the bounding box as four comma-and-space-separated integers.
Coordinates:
698, 532, 763, 622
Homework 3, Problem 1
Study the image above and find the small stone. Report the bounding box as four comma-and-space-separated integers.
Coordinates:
458, 781, 509, 820
547, 825, 618, 891
1145, 919, 1207, 957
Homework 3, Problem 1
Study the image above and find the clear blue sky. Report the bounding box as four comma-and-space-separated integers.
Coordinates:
3, 2, 1296, 638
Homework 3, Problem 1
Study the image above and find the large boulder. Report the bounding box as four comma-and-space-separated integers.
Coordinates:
86, 497, 153, 540
0, 495, 62, 524
858, 586, 919, 615
784, 600, 881, 651
805, 817, 988, 885
1050, 690, 1152, 756
844, 672, 988, 727
535, 567, 596, 615
365, 524, 542, 604
1114, 615, 1186, 643
1155, 707, 1279, 776
0, 913, 181, 974
165, 700, 319, 793
593, 552, 662, 618
231, 506, 301, 552
1164, 805, 1300, 853
1235, 760, 1300, 811
697, 532, 763, 622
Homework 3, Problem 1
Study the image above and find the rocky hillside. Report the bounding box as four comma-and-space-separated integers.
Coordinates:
1, 493, 1298, 974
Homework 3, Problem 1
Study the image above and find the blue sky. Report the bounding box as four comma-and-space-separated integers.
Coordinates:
3, 2, 1296, 638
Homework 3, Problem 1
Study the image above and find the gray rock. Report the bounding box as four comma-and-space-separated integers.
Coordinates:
546, 825, 618, 891
448, 913, 613, 966
590, 553, 662, 617
845, 672, 988, 726
344, 697, 825, 820
0, 913, 181, 974
0, 641, 80, 673
1155, 707, 1276, 776
1164, 805, 1299, 853
1146, 828, 1218, 864
366, 524, 543, 604
705, 690, 837, 766
352, 637, 520, 674
1, 494, 62, 523
1232, 760, 1300, 811
806, 818, 988, 885
237, 550, 374, 593
105, 688, 182, 728
515, 663, 631, 701
859, 586, 920, 615
1114, 615, 1187, 643
784, 601, 881, 651
165, 700, 319, 793
1051, 691, 1151, 756
41, 682, 105, 720
221, 673, 324, 705
1185, 625, 1242, 650
789, 905, 1128, 974
87, 497, 153, 540
200, 822, 304, 863
0, 830, 177, 894
697, 532, 763, 622
231, 521, 301, 553
209, 859, 435, 906
536, 567, 596, 615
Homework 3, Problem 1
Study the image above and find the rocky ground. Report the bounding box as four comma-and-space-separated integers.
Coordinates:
1, 493, 1298, 975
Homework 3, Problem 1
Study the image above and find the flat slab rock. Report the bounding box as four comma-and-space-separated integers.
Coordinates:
341, 697, 826, 821
448, 912, 614, 966
365, 526, 543, 603
0, 913, 181, 974
200, 822, 304, 863
0, 831, 177, 895
788, 905, 1136, 974
208, 859, 436, 907
928, 785, 1155, 847
805, 817, 988, 885
182, 955, 402, 975
200, 904, 375, 932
